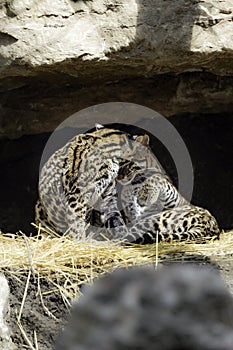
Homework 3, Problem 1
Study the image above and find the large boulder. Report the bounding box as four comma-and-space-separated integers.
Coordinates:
56, 265, 233, 350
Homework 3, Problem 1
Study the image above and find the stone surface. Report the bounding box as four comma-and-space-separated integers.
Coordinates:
55, 265, 233, 350
0, 0, 233, 78
0, 274, 16, 350
0, 0, 233, 139
1, 74, 233, 139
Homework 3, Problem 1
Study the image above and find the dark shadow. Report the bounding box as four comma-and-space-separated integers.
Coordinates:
134, 0, 201, 74
170, 113, 233, 231
0, 134, 50, 234
0, 32, 18, 46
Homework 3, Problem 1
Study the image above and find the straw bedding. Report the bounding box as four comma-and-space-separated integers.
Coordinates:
1, 226, 233, 300
1, 226, 233, 349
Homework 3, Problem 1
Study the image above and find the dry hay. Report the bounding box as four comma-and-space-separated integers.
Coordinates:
0, 225, 233, 349
1, 226, 233, 301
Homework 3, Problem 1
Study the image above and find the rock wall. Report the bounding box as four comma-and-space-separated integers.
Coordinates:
1, 0, 233, 77
1, 74, 233, 139
0, 0, 233, 138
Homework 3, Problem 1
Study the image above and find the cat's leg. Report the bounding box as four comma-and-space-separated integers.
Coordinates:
124, 205, 220, 244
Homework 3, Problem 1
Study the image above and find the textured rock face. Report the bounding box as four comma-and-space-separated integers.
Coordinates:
0, 0, 233, 138
56, 265, 233, 350
0, 274, 16, 350
0, 0, 233, 78
1, 74, 233, 139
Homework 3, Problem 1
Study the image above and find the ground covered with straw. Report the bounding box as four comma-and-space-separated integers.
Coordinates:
1, 227, 233, 350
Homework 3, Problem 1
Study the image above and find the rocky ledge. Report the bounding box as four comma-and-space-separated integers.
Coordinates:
0, 0, 233, 138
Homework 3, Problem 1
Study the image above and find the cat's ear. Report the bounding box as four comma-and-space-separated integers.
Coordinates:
95, 123, 104, 130
134, 134, 150, 146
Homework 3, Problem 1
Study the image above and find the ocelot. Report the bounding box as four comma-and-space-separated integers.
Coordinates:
36, 125, 220, 243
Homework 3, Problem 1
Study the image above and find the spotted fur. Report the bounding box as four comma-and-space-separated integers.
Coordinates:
36, 127, 220, 243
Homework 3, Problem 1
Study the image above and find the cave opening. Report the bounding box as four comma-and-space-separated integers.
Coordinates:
0, 112, 232, 234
